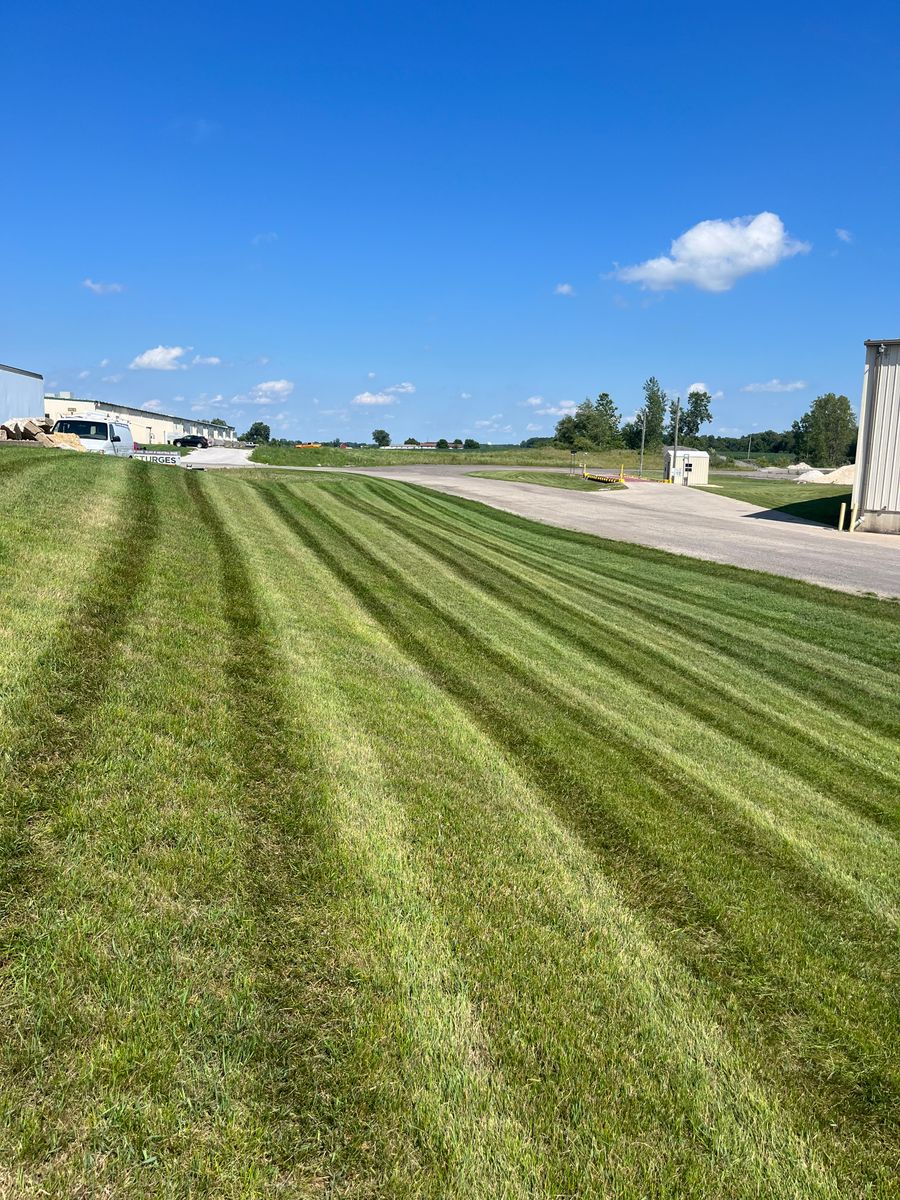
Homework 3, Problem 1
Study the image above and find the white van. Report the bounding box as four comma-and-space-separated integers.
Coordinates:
51, 415, 134, 457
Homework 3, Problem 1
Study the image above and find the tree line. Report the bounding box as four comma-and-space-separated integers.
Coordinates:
550, 379, 857, 465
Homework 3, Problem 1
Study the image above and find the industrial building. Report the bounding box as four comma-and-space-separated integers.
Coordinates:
1, 363, 44, 426
663, 446, 709, 487
852, 341, 900, 533
43, 394, 236, 446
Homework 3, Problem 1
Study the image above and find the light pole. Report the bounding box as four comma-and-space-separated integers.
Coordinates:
638, 410, 647, 478
672, 397, 681, 483
746, 433, 752, 464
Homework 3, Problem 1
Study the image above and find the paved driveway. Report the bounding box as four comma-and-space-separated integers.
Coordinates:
349, 466, 900, 597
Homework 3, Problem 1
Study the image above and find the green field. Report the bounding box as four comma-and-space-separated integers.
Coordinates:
251, 443, 662, 471
702, 476, 853, 527
466, 469, 621, 491
1, 447, 898, 1198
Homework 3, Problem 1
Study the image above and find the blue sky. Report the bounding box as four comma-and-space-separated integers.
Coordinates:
3, 1, 898, 442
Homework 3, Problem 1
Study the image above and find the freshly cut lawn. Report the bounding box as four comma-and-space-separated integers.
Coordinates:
0, 446, 898, 1198
251, 443, 663, 471
702, 475, 853, 527
467, 469, 622, 491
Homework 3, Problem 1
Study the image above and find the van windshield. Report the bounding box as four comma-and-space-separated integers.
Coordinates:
54, 419, 109, 441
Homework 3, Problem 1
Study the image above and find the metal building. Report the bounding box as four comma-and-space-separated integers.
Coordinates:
852, 340, 900, 533
663, 446, 709, 487
1, 362, 44, 426
44, 393, 236, 446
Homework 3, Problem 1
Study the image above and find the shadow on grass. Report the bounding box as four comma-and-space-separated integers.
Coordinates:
742, 493, 849, 528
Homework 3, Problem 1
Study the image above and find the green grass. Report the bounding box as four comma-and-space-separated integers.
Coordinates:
701, 476, 853, 527
251, 443, 663, 471
0, 445, 898, 1198
466, 469, 623, 491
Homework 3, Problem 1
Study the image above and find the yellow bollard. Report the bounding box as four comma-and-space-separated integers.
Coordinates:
838, 501, 846, 532
849, 505, 858, 533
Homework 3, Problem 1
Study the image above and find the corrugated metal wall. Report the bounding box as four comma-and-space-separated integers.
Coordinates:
0, 365, 43, 426
853, 341, 900, 532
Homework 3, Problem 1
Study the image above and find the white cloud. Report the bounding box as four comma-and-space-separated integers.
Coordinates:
130, 345, 190, 371
740, 378, 807, 393
367, 371, 376, 379
99, 358, 110, 367
352, 391, 396, 406
385, 381, 416, 394
83, 278, 124, 294
257, 355, 271, 366
554, 283, 575, 296
537, 401, 577, 417
717, 425, 745, 436
141, 399, 163, 411
475, 413, 504, 428
686, 381, 724, 400
616, 212, 810, 293
251, 231, 278, 246
77, 370, 90, 380
192, 354, 221, 366
522, 395, 544, 408
835, 228, 853, 243
102, 374, 123, 384
460, 392, 472, 400
526, 423, 542, 432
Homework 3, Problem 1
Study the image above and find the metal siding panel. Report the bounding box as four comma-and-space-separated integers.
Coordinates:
858, 343, 900, 518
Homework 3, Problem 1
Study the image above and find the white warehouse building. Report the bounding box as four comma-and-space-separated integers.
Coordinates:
852, 340, 900, 533
1, 362, 44, 425
43, 394, 236, 446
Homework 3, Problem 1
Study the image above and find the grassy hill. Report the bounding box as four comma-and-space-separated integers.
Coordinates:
1, 446, 897, 1198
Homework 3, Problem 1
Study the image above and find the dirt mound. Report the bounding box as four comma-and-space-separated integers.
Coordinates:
822, 463, 855, 485
797, 469, 828, 483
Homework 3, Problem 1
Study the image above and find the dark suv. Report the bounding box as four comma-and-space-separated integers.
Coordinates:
173, 434, 209, 448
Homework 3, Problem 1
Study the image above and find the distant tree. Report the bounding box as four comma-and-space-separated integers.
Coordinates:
795, 393, 857, 465
240, 421, 270, 443
210, 417, 229, 427
452, 438, 463, 447
463, 438, 480, 449
436, 437, 450, 449
553, 392, 622, 449
640, 377, 667, 448
372, 428, 391, 447
620, 419, 643, 450
404, 436, 419, 445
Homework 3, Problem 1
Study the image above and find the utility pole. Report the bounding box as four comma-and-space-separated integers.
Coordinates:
746, 433, 752, 464
638, 409, 646, 478
672, 397, 681, 483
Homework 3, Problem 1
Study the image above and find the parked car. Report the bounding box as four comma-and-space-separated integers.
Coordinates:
52, 416, 134, 456
172, 434, 209, 448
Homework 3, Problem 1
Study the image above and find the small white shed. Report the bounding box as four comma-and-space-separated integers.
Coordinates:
663, 447, 709, 487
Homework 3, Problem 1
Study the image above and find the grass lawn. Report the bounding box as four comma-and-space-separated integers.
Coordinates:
702, 476, 853, 527
0, 446, 898, 1198
251, 443, 664, 471
467, 469, 623, 491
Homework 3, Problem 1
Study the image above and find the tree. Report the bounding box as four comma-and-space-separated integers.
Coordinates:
436, 437, 450, 449
372, 428, 391, 447
640, 377, 667, 448
404, 436, 419, 445
211, 417, 228, 427
620, 420, 643, 450
553, 392, 622, 449
666, 390, 713, 444
463, 438, 480, 449
452, 438, 463, 447
240, 421, 270, 443
795, 393, 857, 465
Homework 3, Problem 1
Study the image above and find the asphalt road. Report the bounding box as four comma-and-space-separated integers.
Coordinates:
182, 451, 900, 597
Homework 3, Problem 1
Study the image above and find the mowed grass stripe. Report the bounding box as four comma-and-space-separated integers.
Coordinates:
294, 481, 899, 924
337, 480, 900, 818
260, 477, 899, 1186
385, 480, 900, 708
209, 476, 549, 1197
225, 476, 842, 1199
